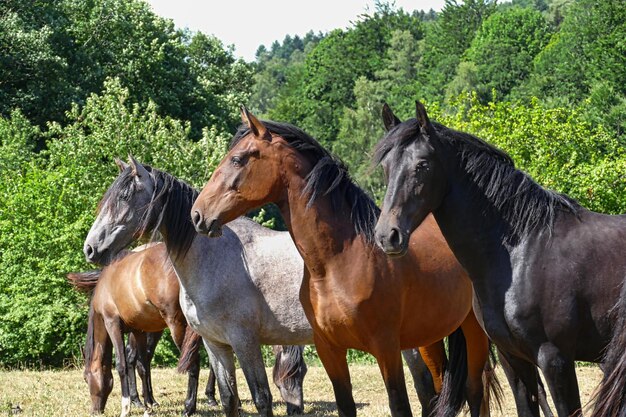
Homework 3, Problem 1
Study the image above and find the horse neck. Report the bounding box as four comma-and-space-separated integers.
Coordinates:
276, 161, 363, 275
150, 175, 198, 263
431, 146, 522, 279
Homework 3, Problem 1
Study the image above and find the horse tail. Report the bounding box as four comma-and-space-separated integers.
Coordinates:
590, 280, 626, 417
177, 326, 202, 374
66, 270, 101, 294
272, 345, 308, 392
433, 327, 467, 417
84, 301, 97, 370
480, 343, 504, 415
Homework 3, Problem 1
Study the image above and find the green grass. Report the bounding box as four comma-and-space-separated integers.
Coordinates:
0, 364, 603, 416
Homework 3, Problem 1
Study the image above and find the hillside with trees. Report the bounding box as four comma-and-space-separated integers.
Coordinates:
0, 0, 624, 366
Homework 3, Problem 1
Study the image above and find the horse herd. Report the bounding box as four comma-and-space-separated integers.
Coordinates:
66, 103, 626, 417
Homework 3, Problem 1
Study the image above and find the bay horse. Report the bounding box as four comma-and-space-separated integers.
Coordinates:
191, 108, 502, 417
373, 102, 626, 417
83, 158, 315, 417
67, 243, 215, 416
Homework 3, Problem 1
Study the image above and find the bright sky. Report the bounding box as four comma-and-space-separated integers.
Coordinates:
145, 0, 446, 61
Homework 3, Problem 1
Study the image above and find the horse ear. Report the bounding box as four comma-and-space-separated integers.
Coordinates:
128, 155, 149, 178
415, 100, 431, 131
240, 105, 271, 141
115, 158, 129, 173
382, 102, 401, 131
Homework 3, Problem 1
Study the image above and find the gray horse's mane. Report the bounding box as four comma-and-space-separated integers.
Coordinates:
374, 119, 580, 241
99, 165, 198, 260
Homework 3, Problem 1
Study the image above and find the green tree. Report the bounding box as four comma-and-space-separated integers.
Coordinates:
528, 0, 626, 107
416, 0, 497, 102
462, 7, 552, 101
1, 0, 253, 140
269, 3, 423, 144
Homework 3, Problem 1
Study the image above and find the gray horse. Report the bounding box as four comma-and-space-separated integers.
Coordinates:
84, 158, 310, 417
83, 157, 437, 417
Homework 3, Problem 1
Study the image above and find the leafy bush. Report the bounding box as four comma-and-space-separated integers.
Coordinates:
0, 79, 228, 366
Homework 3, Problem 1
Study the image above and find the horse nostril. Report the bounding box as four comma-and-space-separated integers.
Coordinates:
84, 244, 95, 260
192, 210, 202, 228
388, 227, 403, 248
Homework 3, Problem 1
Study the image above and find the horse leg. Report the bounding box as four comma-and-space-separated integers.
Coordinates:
134, 330, 161, 410
372, 345, 414, 417
314, 336, 356, 417
125, 332, 144, 408
536, 343, 581, 417
86, 311, 115, 414
203, 340, 241, 417
231, 341, 273, 417
206, 362, 218, 406
402, 348, 437, 417
460, 313, 491, 417
497, 348, 541, 417
170, 321, 201, 415
105, 318, 133, 417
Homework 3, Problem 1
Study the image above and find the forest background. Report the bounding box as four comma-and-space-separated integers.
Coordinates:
0, 0, 624, 367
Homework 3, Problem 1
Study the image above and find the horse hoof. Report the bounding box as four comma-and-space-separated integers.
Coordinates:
131, 399, 145, 409
287, 407, 303, 415
182, 405, 196, 416
206, 397, 218, 407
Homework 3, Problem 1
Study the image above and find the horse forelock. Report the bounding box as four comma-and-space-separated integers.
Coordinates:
233, 121, 380, 243
97, 169, 136, 215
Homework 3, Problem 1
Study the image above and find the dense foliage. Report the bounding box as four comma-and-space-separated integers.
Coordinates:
0, 0, 624, 367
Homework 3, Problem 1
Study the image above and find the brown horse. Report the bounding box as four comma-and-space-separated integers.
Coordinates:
191, 108, 501, 417
68, 243, 214, 416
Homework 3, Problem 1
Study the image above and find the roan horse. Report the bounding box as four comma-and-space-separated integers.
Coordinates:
373, 102, 626, 417
191, 108, 501, 417
83, 158, 314, 417
67, 243, 216, 416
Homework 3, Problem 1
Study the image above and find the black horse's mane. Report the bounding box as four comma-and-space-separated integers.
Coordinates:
99, 164, 198, 260
374, 118, 580, 240
232, 121, 380, 243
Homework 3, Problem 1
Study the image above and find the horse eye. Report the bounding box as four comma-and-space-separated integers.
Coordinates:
416, 161, 429, 171
231, 156, 243, 167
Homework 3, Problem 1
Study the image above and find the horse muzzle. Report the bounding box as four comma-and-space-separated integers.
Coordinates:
192, 210, 223, 238
374, 225, 409, 257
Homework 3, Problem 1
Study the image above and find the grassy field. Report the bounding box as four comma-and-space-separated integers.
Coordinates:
0, 364, 602, 416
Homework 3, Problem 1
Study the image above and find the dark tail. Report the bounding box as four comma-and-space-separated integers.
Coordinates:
177, 326, 202, 374
481, 343, 504, 415
84, 302, 97, 370
272, 345, 308, 391
590, 280, 626, 417
67, 270, 101, 294
433, 327, 467, 417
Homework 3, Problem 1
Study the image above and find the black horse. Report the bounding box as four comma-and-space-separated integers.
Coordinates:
373, 102, 626, 417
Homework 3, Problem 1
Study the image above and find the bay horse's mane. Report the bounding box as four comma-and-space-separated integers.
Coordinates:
98, 164, 198, 260
374, 118, 580, 240
232, 121, 380, 243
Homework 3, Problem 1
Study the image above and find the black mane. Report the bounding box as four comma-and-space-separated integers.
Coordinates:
232, 121, 380, 243
374, 118, 580, 240
100, 164, 198, 260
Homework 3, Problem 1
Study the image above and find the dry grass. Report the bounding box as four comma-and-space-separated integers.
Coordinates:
0, 364, 602, 416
